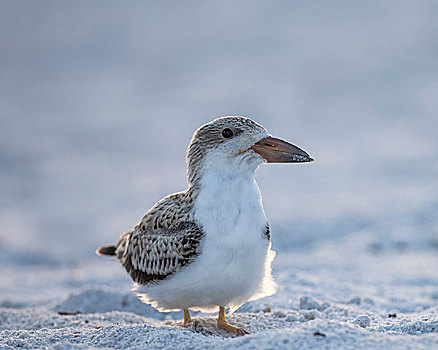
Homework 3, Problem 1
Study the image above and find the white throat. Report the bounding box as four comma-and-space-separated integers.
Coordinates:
192, 165, 267, 246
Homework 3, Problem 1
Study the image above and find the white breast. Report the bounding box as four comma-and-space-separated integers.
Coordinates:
194, 171, 267, 245
135, 170, 277, 313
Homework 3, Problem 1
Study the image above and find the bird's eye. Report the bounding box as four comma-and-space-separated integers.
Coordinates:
222, 128, 234, 138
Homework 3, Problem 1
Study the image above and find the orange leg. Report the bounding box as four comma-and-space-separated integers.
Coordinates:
217, 306, 249, 336
183, 308, 192, 327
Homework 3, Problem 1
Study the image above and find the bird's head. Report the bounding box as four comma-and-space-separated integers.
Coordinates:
186, 116, 313, 185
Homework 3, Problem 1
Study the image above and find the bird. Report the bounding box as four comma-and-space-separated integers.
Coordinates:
97, 116, 313, 335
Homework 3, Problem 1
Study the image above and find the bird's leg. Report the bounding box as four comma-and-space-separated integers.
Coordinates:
183, 308, 192, 327
217, 306, 249, 336
183, 309, 206, 333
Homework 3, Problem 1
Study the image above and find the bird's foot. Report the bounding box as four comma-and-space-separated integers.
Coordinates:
217, 318, 250, 336
183, 318, 191, 328
183, 309, 193, 328
183, 309, 207, 333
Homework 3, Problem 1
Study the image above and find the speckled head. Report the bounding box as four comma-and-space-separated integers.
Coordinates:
186, 116, 313, 186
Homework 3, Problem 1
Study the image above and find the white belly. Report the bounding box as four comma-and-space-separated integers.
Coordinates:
135, 172, 277, 313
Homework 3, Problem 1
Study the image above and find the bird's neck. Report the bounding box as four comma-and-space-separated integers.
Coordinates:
191, 170, 267, 239
187, 149, 263, 188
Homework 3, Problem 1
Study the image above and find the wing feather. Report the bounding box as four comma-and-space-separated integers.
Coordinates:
118, 221, 203, 285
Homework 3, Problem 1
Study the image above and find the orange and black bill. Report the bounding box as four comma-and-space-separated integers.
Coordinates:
250, 136, 314, 163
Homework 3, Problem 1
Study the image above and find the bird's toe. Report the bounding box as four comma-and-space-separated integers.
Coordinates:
235, 327, 250, 336
217, 319, 250, 336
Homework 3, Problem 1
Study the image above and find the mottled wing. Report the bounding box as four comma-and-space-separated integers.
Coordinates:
117, 221, 203, 285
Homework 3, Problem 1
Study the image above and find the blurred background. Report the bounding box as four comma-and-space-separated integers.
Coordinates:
1, 0, 437, 266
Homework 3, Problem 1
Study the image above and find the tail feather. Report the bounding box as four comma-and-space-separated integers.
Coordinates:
96, 245, 116, 256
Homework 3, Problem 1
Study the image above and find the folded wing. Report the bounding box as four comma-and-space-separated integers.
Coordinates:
117, 221, 204, 285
